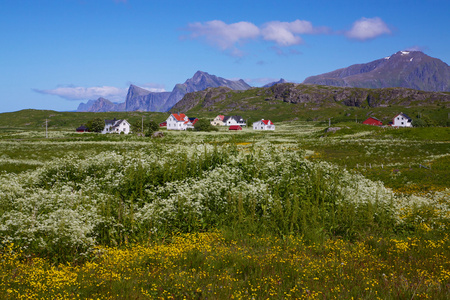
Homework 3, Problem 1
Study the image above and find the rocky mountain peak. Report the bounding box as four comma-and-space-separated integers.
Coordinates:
263, 78, 288, 88
303, 50, 450, 92
192, 70, 208, 81
127, 84, 152, 96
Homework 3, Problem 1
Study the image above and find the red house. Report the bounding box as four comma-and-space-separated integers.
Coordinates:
229, 125, 242, 130
362, 117, 383, 126
159, 122, 167, 127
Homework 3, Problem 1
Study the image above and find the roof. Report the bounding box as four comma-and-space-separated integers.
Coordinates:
172, 113, 187, 121
111, 119, 128, 128
261, 119, 273, 125
217, 115, 224, 120
363, 117, 383, 126
76, 125, 89, 131
224, 115, 244, 122
394, 112, 412, 121
367, 117, 381, 122
104, 118, 117, 125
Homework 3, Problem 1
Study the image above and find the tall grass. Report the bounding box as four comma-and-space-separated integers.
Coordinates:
1, 142, 446, 262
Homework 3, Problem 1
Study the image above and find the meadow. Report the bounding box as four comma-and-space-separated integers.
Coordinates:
0, 121, 449, 299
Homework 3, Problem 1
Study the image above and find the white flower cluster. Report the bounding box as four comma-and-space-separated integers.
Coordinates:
0, 142, 447, 256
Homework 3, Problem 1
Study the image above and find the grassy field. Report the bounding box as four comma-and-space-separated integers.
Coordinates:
0, 119, 449, 299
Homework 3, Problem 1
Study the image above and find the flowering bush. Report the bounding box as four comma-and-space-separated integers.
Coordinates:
0, 142, 448, 260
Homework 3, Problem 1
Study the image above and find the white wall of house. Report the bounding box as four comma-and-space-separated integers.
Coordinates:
102, 119, 131, 134
253, 120, 275, 130
114, 120, 131, 134
102, 124, 112, 134
211, 116, 224, 126
392, 114, 412, 127
225, 117, 246, 126
167, 115, 177, 130
166, 114, 189, 130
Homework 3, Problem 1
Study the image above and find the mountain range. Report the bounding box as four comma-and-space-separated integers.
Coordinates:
303, 51, 450, 92
77, 51, 450, 113
171, 83, 450, 115
77, 71, 251, 113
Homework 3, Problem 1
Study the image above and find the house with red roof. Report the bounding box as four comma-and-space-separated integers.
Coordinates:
362, 117, 383, 126
253, 119, 275, 130
211, 115, 225, 126
166, 114, 199, 130
166, 113, 189, 130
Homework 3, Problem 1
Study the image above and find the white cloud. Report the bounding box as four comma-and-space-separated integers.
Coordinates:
346, 17, 391, 41
185, 19, 330, 55
261, 20, 326, 46
186, 20, 260, 50
137, 83, 167, 93
405, 45, 427, 52
34, 86, 128, 102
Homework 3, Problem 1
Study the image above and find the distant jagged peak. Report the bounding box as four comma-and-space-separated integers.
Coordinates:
187, 70, 219, 84
263, 78, 288, 88
182, 70, 251, 91
128, 84, 152, 96
97, 97, 112, 102
192, 70, 209, 79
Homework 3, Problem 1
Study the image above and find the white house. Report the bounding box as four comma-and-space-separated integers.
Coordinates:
166, 113, 190, 130
223, 115, 246, 127
253, 119, 275, 130
211, 115, 225, 126
392, 113, 413, 127
102, 118, 131, 134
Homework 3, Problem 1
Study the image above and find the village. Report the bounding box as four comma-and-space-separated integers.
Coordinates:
76, 112, 413, 134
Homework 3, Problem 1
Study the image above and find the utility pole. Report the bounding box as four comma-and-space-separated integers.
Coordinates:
355, 115, 357, 123
45, 119, 48, 138
141, 116, 144, 134
328, 118, 331, 127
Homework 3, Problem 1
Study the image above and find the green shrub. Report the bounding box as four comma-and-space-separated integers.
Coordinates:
194, 119, 218, 131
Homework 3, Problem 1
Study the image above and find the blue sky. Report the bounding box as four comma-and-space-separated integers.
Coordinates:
1, 0, 449, 112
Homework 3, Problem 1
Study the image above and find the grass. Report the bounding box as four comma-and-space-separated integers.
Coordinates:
0, 119, 448, 299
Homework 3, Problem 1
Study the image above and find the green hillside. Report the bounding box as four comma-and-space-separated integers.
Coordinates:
0, 109, 168, 130
172, 85, 450, 126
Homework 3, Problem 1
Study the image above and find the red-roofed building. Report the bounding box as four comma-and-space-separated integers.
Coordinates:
166, 113, 189, 130
229, 125, 242, 130
159, 121, 167, 127
211, 115, 225, 126
362, 117, 383, 126
252, 119, 275, 130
